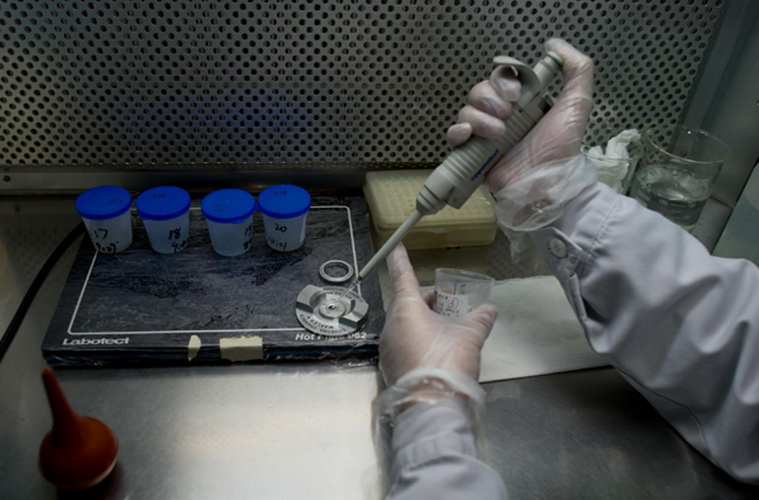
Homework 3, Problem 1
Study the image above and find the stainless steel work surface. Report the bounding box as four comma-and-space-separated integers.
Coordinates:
482, 369, 759, 499
2, 197, 758, 499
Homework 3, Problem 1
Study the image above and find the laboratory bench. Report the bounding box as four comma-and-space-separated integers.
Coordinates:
1, 195, 758, 500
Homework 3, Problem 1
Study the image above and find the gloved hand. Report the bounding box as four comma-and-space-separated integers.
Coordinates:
373, 244, 497, 468
447, 38, 597, 232
378, 244, 498, 388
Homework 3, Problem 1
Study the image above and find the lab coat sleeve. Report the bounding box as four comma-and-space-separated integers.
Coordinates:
386, 398, 508, 500
530, 182, 759, 484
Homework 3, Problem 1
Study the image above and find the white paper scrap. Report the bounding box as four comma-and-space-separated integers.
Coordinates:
478, 275, 608, 382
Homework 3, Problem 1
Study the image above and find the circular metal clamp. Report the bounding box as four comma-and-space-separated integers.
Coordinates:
295, 285, 368, 336
319, 259, 354, 285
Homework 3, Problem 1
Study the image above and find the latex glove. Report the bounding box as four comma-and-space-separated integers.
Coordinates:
373, 245, 497, 474
378, 244, 498, 388
447, 38, 597, 231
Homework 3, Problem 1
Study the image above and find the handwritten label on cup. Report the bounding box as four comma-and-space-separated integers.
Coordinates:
433, 291, 470, 318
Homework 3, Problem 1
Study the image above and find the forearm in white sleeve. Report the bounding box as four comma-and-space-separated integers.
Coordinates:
529, 181, 759, 483
386, 398, 508, 500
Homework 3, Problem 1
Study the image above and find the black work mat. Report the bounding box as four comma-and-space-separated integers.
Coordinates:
43, 196, 383, 366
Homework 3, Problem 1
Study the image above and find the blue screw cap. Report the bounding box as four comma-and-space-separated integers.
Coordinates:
257, 185, 311, 219
76, 185, 132, 221
136, 186, 191, 221
201, 189, 256, 224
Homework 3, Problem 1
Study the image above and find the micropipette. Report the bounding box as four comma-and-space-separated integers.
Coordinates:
349, 50, 564, 290
297, 50, 563, 335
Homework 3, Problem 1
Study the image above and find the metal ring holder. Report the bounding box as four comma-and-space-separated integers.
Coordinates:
319, 259, 354, 285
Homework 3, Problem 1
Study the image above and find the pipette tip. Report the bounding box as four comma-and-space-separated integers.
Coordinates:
337, 279, 360, 302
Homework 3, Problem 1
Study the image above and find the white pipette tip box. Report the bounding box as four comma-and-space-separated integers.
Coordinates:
363, 170, 497, 251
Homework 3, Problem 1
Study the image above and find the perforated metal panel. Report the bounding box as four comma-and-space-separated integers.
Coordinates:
0, 0, 725, 175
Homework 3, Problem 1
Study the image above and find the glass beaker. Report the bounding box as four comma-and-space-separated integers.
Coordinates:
629, 125, 731, 230
582, 131, 644, 194
433, 268, 495, 318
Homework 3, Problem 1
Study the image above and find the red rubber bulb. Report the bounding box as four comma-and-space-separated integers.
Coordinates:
38, 368, 119, 489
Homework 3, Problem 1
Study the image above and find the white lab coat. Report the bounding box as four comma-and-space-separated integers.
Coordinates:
386, 182, 759, 499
